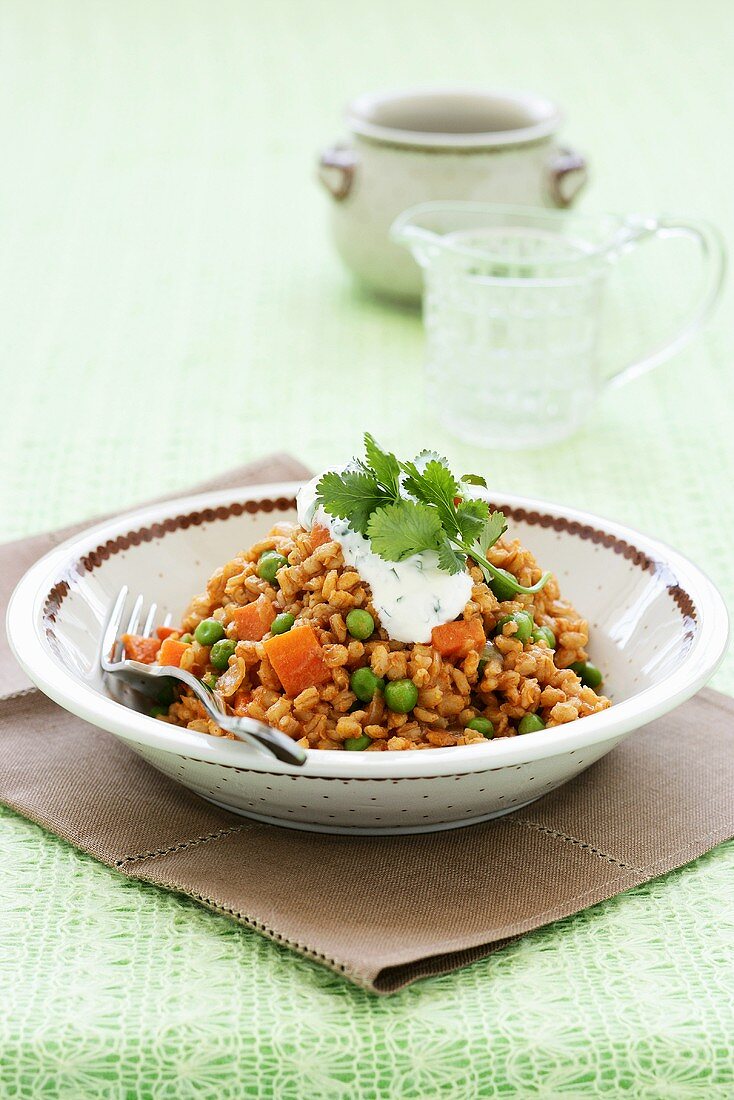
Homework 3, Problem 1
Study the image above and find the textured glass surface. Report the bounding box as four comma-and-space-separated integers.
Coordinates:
1, 0, 733, 1093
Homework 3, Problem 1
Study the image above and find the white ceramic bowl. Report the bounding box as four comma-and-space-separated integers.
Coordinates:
7, 482, 728, 834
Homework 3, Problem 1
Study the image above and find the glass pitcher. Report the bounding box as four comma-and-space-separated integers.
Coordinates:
391, 203, 725, 447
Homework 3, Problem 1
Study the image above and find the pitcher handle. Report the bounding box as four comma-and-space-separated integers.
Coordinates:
606, 215, 726, 390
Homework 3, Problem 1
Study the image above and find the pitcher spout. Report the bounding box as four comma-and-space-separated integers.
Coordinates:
389, 208, 446, 267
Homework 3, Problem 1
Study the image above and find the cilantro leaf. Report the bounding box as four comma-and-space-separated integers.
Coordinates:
316, 470, 389, 535
463, 509, 551, 595
400, 459, 460, 535
367, 501, 442, 561
475, 510, 508, 556
437, 537, 467, 575
455, 498, 490, 543
316, 440, 549, 596
412, 448, 448, 468
363, 433, 401, 498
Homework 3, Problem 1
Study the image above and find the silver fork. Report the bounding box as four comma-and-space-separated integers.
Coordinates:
100, 586, 306, 766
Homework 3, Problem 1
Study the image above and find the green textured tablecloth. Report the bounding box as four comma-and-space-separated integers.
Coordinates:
1, 1, 733, 1095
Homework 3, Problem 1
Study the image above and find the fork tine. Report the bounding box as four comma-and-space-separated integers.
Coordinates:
101, 583, 305, 764
162, 611, 173, 629
119, 593, 145, 661
126, 594, 144, 635
101, 586, 128, 666
142, 602, 158, 638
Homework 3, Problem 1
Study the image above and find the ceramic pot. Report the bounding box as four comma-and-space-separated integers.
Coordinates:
318, 87, 588, 302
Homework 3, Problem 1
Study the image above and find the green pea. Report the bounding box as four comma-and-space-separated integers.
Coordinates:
518, 713, 546, 734
489, 568, 518, 602
532, 625, 556, 649
257, 550, 289, 584
271, 613, 295, 635
495, 610, 534, 644
201, 673, 219, 691
350, 667, 384, 703
180, 633, 194, 644
570, 661, 603, 689
345, 608, 375, 640
344, 734, 371, 751
156, 679, 177, 706
150, 704, 168, 718
194, 618, 225, 646
465, 716, 495, 738
384, 678, 419, 714
210, 639, 237, 670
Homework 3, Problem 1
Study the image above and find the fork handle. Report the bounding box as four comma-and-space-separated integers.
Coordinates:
218, 713, 307, 765
184, 678, 307, 766
113, 660, 307, 766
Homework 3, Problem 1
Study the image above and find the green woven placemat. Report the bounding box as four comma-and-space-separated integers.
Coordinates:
1, 0, 733, 1094
1, 808, 732, 1097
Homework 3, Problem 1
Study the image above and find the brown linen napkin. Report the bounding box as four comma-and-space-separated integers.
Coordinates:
1, 458, 733, 994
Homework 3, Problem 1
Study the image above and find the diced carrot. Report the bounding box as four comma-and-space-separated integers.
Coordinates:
122, 634, 161, 664
155, 625, 177, 641
232, 595, 276, 641
264, 624, 331, 696
431, 618, 486, 659
309, 524, 331, 551
158, 637, 189, 668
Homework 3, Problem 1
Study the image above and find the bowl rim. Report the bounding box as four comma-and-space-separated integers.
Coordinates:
7, 480, 729, 779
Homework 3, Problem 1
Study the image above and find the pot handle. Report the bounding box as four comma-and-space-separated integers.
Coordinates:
548, 146, 588, 208
318, 145, 358, 202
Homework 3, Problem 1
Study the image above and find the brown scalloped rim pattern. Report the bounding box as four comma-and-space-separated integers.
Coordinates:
42, 496, 295, 625
42, 494, 696, 645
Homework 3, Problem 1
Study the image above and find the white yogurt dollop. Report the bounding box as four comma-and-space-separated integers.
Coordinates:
296, 472, 472, 644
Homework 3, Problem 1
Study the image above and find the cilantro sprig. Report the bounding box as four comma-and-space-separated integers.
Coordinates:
315, 434, 551, 596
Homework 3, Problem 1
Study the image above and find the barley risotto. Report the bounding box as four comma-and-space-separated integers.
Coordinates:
122, 438, 610, 750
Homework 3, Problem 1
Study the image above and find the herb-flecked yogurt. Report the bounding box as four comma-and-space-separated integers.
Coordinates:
296, 472, 472, 644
